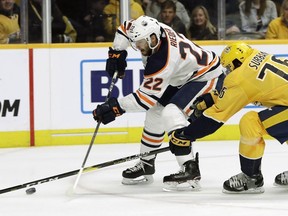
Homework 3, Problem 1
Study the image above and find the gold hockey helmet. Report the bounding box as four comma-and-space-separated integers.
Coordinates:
220, 42, 253, 73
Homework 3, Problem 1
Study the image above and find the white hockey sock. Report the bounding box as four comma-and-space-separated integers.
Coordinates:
176, 154, 195, 168
140, 144, 159, 160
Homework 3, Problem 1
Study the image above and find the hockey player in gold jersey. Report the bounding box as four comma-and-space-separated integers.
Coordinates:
168, 42, 288, 193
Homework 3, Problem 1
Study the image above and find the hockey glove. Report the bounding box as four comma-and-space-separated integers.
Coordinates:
106, 47, 127, 79
190, 90, 218, 121
169, 128, 194, 155
92, 97, 125, 125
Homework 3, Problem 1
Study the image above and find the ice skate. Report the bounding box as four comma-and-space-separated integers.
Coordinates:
163, 153, 201, 191
122, 158, 155, 185
274, 171, 288, 188
223, 172, 264, 194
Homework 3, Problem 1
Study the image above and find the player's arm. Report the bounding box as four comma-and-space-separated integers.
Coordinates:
171, 114, 223, 142
133, 54, 173, 110
106, 21, 133, 79
92, 89, 161, 125
117, 75, 171, 113
170, 83, 249, 153
169, 114, 223, 154
186, 114, 223, 139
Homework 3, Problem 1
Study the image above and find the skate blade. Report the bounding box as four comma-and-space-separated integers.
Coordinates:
122, 175, 154, 185
273, 182, 288, 188
163, 180, 201, 192
222, 186, 265, 194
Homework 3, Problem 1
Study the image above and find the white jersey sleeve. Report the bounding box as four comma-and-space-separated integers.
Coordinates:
112, 20, 132, 51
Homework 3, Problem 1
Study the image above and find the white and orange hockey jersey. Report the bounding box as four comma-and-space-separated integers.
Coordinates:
113, 20, 223, 112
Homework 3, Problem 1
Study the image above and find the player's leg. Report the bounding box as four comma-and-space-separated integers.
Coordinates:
161, 102, 201, 191
161, 76, 224, 191
122, 104, 165, 185
258, 106, 288, 188
224, 106, 288, 193
122, 85, 179, 185
223, 111, 266, 193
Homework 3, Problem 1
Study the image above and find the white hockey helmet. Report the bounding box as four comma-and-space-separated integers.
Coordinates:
127, 15, 161, 50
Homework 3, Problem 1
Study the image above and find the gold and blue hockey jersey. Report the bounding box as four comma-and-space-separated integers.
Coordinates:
184, 49, 288, 140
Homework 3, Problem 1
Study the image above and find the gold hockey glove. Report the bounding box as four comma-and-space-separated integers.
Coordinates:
191, 90, 218, 119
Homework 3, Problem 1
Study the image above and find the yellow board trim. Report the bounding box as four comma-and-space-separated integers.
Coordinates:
0, 131, 30, 148
0, 125, 274, 148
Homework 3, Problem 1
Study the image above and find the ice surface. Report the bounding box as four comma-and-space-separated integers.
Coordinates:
0, 140, 287, 216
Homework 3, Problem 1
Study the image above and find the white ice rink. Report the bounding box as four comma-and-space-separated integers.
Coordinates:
0, 140, 287, 216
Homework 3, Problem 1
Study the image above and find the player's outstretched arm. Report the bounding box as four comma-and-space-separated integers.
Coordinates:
170, 114, 224, 150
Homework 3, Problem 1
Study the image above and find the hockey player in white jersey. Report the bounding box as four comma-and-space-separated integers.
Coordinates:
93, 15, 224, 190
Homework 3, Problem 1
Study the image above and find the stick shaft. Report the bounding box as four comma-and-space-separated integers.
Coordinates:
73, 71, 118, 190
0, 146, 170, 194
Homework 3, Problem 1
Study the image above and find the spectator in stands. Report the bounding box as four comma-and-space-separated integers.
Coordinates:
103, 0, 144, 41
141, 0, 150, 11
226, 0, 242, 31
177, 0, 196, 13
0, 0, 21, 44
145, 0, 190, 29
188, 5, 217, 40
158, 0, 187, 36
272, 0, 284, 16
82, 0, 108, 42
56, 0, 88, 42
266, 0, 288, 38
56, 0, 86, 24
239, 0, 277, 35
28, 0, 77, 43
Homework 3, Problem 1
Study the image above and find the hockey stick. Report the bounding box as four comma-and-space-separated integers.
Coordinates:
0, 146, 170, 194
72, 71, 118, 191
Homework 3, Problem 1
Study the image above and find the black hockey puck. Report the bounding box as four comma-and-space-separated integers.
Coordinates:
26, 187, 36, 195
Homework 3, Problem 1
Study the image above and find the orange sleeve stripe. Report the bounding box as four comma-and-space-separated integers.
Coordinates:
136, 90, 156, 106
120, 24, 126, 34
185, 107, 192, 115
195, 56, 218, 78
203, 77, 216, 94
